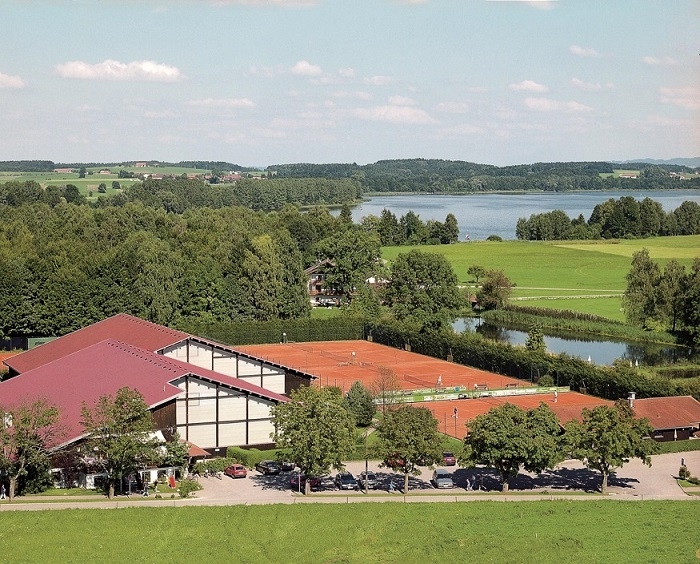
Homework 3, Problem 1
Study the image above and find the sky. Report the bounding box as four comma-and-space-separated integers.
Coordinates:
1, 0, 698, 167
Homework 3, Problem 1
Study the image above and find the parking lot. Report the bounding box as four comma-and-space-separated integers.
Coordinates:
192, 451, 700, 504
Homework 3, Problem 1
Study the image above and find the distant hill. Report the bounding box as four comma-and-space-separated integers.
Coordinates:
615, 157, 700, 168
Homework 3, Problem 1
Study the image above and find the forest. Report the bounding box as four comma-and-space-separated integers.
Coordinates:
516, 196, 700, 240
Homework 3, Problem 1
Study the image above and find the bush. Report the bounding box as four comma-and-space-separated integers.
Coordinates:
177, 478, 202, 498
538, 375, 555, 387
679, 465, 691, 479
227, 447, 277, 468
486, 235, 502, 241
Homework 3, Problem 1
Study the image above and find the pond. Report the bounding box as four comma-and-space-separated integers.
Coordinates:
452, 317, 691, 366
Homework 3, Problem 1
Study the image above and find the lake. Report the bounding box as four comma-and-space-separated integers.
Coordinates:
452, 317, 690, 366
348, 189, 700, 241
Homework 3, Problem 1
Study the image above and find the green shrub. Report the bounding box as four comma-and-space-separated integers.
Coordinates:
538, 375, 555, 387
227, 447, 276, 468
679, 465, 691, 479
177, 478, 202, 498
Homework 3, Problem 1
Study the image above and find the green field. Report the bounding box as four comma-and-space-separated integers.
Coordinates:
0, 502, 697, 562
382, 236, 700, 320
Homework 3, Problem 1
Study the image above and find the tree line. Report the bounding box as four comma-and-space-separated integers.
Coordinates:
516, 196, 700, 240
273, 380, 656, 495
269, 159, 700, 193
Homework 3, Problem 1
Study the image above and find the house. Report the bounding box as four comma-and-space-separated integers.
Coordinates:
631, 395, 700, 441
304, 259, 340, 306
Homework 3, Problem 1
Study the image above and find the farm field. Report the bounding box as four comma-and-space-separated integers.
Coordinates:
0, 502, 697, 563
382, 235, 700, 301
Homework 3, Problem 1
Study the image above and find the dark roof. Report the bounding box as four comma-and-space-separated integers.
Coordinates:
0, 339, 286, 448
633, 396, 700, 430
303, 258, 334, 276
4, 314, 189, 374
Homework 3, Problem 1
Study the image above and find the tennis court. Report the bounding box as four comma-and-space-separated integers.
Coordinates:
236, 340, 523, 394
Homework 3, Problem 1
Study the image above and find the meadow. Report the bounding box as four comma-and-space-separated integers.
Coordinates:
0, 502, 697, 563
382, 236, 700, 320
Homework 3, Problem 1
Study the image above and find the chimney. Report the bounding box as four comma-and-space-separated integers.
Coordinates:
628, 391, 636, 408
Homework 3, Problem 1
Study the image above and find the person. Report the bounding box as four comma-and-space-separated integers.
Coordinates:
388, 481, 396, 493
465, 478, 472, 491
478, 476, 484, 491
554, 390, 558, 403
0, 484, 6, 500
142, 482, 149, 497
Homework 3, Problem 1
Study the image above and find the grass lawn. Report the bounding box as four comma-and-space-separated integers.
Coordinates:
383, 236, 700, 320
0, 502, 697, 562
310, 306, 343, 319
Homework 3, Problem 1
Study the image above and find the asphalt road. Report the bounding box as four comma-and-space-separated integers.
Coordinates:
1, 451, 698, 511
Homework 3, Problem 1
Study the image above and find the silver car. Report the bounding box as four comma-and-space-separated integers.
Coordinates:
432, 469, 454, 489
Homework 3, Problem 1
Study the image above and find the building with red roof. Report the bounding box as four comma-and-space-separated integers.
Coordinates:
632, 395, 700, 441
0, 339, 287, 452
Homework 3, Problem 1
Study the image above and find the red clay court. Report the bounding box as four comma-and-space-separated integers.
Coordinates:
237, 340, 525, 393
236, 340, 611, 438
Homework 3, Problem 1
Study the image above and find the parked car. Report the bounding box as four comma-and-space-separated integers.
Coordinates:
357, 471, 378, 490
280, 460, 295, 471
335, 472, 358, 490
224, 464, 247, 479
255, 460, 281, 475
442, 451, 457, 466
290, 474, 321, 491
432, 469, 454, 489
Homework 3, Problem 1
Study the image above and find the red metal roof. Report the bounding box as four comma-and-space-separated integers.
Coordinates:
633, 396, 700, 430
0, 339, 286, 448
4, 314, 189, 374
417, 392, 612, 438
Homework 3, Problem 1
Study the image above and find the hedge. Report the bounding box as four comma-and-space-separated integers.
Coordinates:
365, 320, 700, 402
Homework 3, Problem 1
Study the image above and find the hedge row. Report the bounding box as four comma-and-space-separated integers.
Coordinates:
177, 317, 365, 346
365, 320, 700, 401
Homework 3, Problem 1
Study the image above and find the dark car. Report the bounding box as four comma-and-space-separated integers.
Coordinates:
255, 460, 281, 475
335, 472, 358, 490
357, 471, 378, 490
432, 469, 454, 489
442, 451, 457, 466
290, 474, 321, 491
280, 460, 295, 471
224, 464, 247, 479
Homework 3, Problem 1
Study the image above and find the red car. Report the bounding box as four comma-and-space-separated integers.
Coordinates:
290, 474, 321, 491
224, 464, 247, 479
442, 452, 457, 466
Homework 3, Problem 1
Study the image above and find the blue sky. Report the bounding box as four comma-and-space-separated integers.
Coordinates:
1, 0, 698, 167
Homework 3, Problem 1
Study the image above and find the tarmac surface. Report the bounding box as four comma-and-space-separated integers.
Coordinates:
1, 451, 699, 511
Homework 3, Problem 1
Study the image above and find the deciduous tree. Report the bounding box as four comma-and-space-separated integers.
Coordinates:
462, 402, 562, 492
271, 386, 356, 494
384, 249, 462, 329
80, 387, 160, 499
623, 248, 661, 329
375, 405, 444, 493
564, 400, 659, 493
477, 269, 513, 310
0, 400, 62, 501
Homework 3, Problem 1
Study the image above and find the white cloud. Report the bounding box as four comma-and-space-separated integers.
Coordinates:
290, 60, 322, 76
0, 72, 25, 88
144, 110, 180, 119
438, 123, 484, 136
333, 90, 372, 100
660, 87, 700, 111
186, 98, 256, 108
509, 80, 548, 93
388, 95, 415, 106
524, 97, 593, 112
338, 68, 355, 78
435, 102, 469, 114
569, 45, 600, 58
571, 78, 602, 92
353, 105, 435, 124
364, 75, 392, 86
643, 56, 679, 67
55, 59, 184, 82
